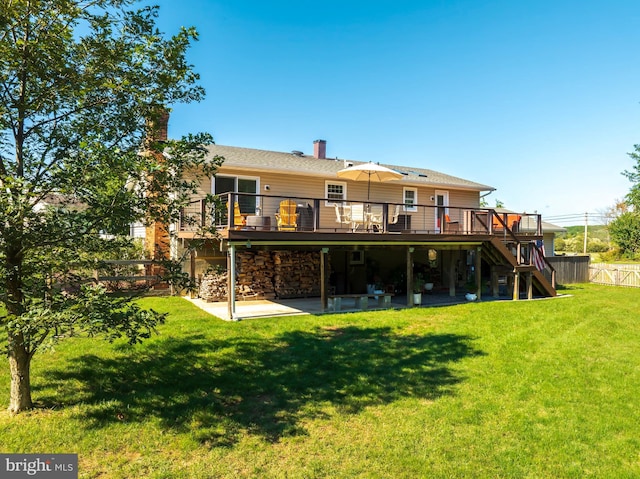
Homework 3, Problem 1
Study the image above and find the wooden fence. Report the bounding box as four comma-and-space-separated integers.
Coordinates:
589, 263, 640, 288
545, 256, 590, 285
92, 260, 168, 292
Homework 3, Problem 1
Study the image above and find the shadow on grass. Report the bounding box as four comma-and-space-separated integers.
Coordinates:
40, 326, 483, 446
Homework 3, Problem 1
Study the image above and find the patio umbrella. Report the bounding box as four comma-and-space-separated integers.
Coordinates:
336, 162, 403, 200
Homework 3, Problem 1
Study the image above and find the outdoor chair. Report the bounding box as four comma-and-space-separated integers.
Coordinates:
492, 213, 521, 233
444, 214, 460, 233
350, 203, 366, 230
508, 214, 521, 232
233, 202, 246, 229
388, 204, 401, 225
334, 204, 351, 226
275, 199, 298, 231
368, 204, 384, 231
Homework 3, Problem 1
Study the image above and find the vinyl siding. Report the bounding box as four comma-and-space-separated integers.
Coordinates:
195, 167, 482, 231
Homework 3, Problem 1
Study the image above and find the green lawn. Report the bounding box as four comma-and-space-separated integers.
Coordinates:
1, 284, 640, 478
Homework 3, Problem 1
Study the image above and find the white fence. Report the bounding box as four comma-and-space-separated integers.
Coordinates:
589, 263, 640, 288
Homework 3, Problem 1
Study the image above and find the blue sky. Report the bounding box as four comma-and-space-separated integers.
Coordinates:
151, 0, 640, 225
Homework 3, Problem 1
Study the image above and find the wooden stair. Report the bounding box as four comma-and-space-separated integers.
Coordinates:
484, 238, 557, 298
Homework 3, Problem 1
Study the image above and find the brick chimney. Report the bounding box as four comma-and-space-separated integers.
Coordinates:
148, 108, 170, 143
144, 108, 171, 286
313, 139, 326, 159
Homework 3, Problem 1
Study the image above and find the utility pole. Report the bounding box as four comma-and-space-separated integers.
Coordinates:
583, 212, 588, 254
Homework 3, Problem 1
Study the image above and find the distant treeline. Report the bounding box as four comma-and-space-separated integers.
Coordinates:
556, 225, 610, 253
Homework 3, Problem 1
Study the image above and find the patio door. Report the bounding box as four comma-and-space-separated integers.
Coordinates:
213, 175, 259, 225
435, 190, 449, 233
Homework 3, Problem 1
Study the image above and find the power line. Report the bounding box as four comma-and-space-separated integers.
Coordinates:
545, 212, 604, 219
544, 212, 599, 220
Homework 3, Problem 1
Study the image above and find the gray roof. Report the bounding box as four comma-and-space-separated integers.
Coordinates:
207, 144, 495, 192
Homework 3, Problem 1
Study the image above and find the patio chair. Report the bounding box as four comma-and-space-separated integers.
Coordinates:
444, 214, 460, 233
350, 203, 366, 230
388, 204, 401, 225
334, 204, 351, 226
491, 213, 521, 232
233, 202, 246, 229
507, 214, 521, 232
368, 204, 384, 231
275, 199, 298, 231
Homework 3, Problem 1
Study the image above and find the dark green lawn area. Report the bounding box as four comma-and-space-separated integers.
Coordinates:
1, 284, 639, 478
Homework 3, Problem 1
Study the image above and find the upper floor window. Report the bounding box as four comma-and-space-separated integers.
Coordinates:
403, 187, 418, 212
325, 181, 347, 206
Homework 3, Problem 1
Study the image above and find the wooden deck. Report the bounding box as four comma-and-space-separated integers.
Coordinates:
177, 194, 544, 241
177, 194, 556, 319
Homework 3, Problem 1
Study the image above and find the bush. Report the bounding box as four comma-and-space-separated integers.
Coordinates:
609, 212, 640, 257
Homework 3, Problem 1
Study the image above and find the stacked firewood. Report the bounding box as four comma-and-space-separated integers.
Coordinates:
273, 251, 321, 298
199, 272, 229, 302
236, 251, 276, 300
198, 250, 322, 301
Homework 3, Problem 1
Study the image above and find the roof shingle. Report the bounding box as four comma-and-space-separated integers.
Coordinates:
207, 144, 495, 192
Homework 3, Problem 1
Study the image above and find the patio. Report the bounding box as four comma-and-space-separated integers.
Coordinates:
185, 292, 512, 321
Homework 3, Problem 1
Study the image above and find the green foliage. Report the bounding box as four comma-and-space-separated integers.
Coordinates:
605, 145, 640, 258
5, 284, 165, 353
412, 274, 425, 293
556, 234, 610, 253
479, 197, 504, 208
608, 212, 640, 259
563, 224, 609, 241
556, 225, 612, 253
0, 0, 217, 410
624, 144, 640, 209
597, 246, 625, 263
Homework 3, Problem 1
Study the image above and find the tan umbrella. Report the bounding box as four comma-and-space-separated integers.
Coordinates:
336, 162, 403, 200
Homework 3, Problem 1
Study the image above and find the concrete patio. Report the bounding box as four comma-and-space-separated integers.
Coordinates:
185, 292, 506, 321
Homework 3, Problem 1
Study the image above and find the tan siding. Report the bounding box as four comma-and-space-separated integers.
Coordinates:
214, 168, 479, 205
183, 168, 211, 200
447, 189, 480, 208
188, 167, 483, 231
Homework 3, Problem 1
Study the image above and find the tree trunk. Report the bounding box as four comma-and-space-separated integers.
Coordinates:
5, 242, 32, 414
8, 332, 33, 414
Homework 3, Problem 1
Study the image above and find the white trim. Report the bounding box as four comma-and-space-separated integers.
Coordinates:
435, 190, 449, 232
213, 174, 261, 213
325, 180, 347, 206
212, 174, 260, 193
403, 187, 418, 212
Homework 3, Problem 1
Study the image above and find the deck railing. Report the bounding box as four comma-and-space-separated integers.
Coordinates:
178, 193, 543, 237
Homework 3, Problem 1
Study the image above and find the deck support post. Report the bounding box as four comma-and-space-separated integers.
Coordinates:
320, 248, 328, 311
407, 246, 414, 306
491, 268, 499, 297
189, 249, 196, 298
526, 271, 533, 300
228, 244, 238, 320
449, 252, 456, 297
512, 269, 520, 301
475, 246, 482, 301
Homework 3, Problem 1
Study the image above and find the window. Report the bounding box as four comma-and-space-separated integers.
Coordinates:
349, 250, 364, 265
213, 175, 259, 226
403, 187, 418, 212
325, 181, 347, 206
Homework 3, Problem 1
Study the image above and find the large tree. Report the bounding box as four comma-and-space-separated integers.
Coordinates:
624, 145, 640, 209
608, 145, 640, 258
0, 0, 218, 413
